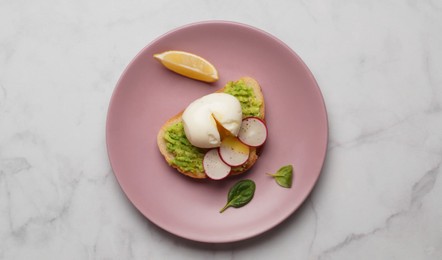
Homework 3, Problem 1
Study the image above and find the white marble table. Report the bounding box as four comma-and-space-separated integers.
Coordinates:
1, 1, 441, 259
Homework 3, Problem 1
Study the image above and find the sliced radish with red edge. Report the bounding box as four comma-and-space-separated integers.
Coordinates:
238, 117, 268, 147
203, 149, 231, 180
218, 136, 250, 166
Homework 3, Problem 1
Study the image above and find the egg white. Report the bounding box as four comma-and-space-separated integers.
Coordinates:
182, 93, 242, 148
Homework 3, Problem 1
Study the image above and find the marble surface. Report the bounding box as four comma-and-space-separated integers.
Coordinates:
1, 0, 442, 259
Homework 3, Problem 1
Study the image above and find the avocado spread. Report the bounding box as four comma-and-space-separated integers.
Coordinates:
164, 79, 262, 173
224, 80, 262, 118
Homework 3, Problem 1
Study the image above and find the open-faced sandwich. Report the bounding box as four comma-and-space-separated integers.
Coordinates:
157, 76, 267, 180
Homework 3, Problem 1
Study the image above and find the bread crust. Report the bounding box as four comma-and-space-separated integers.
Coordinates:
157, 76, 265, 179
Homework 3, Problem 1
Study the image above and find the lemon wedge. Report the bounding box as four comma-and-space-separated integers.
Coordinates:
153, 50, 219, 83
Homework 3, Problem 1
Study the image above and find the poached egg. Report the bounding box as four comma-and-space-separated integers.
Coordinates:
182, 93, 242, 148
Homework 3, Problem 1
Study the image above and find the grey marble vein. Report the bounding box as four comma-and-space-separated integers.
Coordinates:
317, 162, 441, 259
308, 198, 319, 256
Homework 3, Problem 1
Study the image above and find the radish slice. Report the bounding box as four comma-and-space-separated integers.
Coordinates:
219, 136, 250, 166
203, 149, 231, 180
238, 117, 268, 147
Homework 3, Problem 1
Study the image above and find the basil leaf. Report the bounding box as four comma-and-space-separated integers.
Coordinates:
220, 179, 256, 213
268, 165, 293, 188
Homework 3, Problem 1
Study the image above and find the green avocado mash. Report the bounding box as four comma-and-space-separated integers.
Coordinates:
164, 79, 262, 173
224, 80, 262, 118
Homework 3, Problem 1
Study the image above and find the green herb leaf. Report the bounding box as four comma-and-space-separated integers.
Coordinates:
220, 179, 256, 213
267, 165, 293, 188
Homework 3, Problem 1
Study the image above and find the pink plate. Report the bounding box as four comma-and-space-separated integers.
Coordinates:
106, 21, 328, 243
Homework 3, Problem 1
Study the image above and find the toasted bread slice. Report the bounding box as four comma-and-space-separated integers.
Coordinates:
157, 76, 265, 179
